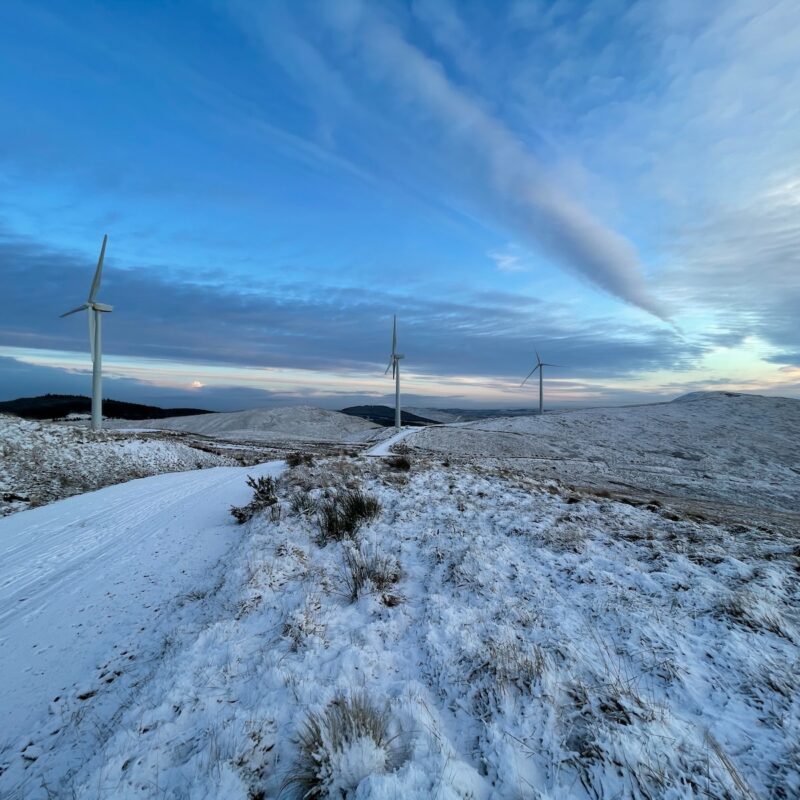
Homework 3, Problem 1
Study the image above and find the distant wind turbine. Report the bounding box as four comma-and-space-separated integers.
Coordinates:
60, 235, 113, 432
521, 349, 562, 414
385, 315, 405, 430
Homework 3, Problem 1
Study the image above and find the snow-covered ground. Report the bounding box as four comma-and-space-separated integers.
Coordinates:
0, 415, 241, 516
112, 406, 381, 444
406, 392, 800, 521
1, 393, 798, 798
404, 407, 465, 424
0, 460, 285, 796
364, 426, 421, 456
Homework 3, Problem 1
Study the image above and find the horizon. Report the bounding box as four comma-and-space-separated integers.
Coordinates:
2, 1, 799, 409
1, 387, 788, 417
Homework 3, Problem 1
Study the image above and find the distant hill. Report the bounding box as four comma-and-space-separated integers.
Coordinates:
0, 394, 214, 421
672, 391, 742, 403
118, 405, 380, 442
340, 405, 437, 427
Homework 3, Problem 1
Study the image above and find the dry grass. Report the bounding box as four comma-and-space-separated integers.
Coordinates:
230, 475, 279, 524
716, 590, 792, 639
283, 693, 402, 798
285, 451, 314, 468
386, 454, 411, 471
340, 545, 403, 603
282, 595, 325, 651
289, 489, 317, 517
316, 488, 381, 546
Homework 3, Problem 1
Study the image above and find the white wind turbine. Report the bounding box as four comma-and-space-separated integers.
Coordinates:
60, 235, 113, 431
385, 315, 405, 430
521, 349, 562, 414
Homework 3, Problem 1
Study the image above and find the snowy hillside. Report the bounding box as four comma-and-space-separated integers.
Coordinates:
405, 392, 800, 518
403, 406, 464, 423
0, 414, 239, 516
115, 405, 381, 443
1, 452, 797, 798
1, 395, 798, 798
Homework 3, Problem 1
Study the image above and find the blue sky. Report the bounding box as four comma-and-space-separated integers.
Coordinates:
1, 0, 798, 410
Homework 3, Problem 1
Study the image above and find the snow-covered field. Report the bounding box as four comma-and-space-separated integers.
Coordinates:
1, 393, 798, 798
406, 392, 800, 523
113, 406, 381, 444
0, 415, 240, 516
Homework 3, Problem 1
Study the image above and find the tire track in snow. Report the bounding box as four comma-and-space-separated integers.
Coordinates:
0, 461, 284, 754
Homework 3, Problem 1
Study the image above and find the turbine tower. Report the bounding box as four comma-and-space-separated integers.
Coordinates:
521, 349, 562, 414
60, 235, 113, 432
385, 315, 405, 430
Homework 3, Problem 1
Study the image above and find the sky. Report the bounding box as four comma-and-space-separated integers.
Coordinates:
1, 0, 798, 411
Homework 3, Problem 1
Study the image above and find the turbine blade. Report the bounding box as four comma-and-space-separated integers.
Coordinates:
88, 234, 108, 302
88, 310, 96, 362
541, 363, 562, 367
60, 303, 89, 317
535, 348, 541, 365
385, 359, 393, 375
520, 363, 540, 386
392, 315, 397, 355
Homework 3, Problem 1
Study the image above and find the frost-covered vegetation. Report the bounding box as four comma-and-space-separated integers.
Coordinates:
407, 392, 800, 516
0, 414, 238, 515
1, 394, 798, 798
4, 451, 797, 798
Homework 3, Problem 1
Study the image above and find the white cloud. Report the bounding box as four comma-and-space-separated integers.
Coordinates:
316, 1, 670, 321
488, 244, 531, 273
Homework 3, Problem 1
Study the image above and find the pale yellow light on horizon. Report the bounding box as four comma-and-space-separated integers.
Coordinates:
1, 339, 797, 406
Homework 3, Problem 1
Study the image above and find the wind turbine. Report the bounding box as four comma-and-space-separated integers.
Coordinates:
384, 315, 405, 430
521, 349, 562, 414
60, 235, 113, 431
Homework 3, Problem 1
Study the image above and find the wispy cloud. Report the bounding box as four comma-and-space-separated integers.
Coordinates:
0, 231, 693, 385
487, 244, 531, 274
236, 0, 670, 321
659, 176, 800, 364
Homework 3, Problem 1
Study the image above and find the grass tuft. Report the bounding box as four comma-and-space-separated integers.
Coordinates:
231, 475, 279, 524
289, 489, 317, 517
386, 454, 411, 471
283, 693, 402, 798
316, 488, 381, 545
341, 545, 403, 603
286, 451, 314, 468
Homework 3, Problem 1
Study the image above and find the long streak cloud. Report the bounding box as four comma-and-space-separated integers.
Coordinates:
254, 0, 671, 321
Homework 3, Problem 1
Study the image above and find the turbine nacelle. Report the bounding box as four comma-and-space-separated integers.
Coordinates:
60, 301, 114, 318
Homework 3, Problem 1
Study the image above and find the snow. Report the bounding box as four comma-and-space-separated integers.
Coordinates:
0, 460, 284, 795
1, 393, 798, 798
0, 414, 239, 516
114, 405, 381, 443
404, 392, 800, 517
404, 407, 464, 424
364, 426, 420, 456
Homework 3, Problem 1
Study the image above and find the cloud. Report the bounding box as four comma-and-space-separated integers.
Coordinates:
0, 230, 693, 391
235, 0, 670, 321
659, 176, 800, 361
487, 244, 531, 274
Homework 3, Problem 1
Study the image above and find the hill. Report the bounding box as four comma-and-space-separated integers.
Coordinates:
2, 402, 798, 797
118, 405, 381, 442
0, 414, 237, 516
0, 394, 213, 421
405, 392, 800, 517
340, 405, 437, 426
